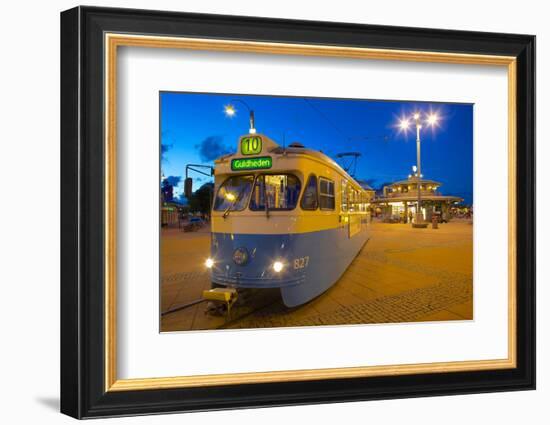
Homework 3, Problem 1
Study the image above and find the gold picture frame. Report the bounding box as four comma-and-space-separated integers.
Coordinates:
105, 33, 517, 392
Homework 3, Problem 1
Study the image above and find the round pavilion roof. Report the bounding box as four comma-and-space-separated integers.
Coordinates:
391, 177, 441, 186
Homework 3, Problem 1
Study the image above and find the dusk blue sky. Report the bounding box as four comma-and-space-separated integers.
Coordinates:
160, 92, 473, 204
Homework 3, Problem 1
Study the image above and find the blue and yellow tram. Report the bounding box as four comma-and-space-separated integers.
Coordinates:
205, 133, 372, 307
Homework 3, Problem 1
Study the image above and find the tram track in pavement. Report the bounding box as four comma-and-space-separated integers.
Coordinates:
216, 288, 284, 329
161, 275, 284, 329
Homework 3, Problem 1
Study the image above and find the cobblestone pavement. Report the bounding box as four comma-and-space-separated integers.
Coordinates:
160, 221, 473, 332
224, 222, 473, 329
161, 270, 209, 285
226, 271, 471, 329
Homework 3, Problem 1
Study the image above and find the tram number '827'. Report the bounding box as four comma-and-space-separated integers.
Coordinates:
293, 256, 310, 270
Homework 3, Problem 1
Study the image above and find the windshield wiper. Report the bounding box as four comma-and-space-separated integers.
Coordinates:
223, 188, 245, 219
223, 196, 238, 218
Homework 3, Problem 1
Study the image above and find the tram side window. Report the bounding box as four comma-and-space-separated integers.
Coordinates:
301, 175, 318, 210
319, 178, 335, 210
250, 174, 301, 211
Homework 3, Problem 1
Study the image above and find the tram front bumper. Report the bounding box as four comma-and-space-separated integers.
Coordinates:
211, 272, 305, 289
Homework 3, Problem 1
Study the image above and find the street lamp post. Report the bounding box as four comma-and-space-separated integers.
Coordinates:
399, 112, 439, 227
414, 113, 423, 225
224, 99, 256, 134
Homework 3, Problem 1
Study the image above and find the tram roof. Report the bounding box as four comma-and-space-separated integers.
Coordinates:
270, 145, 368, 188
215, 133, 366, 189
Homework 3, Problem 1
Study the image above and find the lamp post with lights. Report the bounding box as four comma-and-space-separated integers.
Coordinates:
224, 99, 256, 134
399, 112, 439, 227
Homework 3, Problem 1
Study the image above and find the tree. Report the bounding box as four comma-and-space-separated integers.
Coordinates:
188, 182, 214, 216
161, 179, 174, 202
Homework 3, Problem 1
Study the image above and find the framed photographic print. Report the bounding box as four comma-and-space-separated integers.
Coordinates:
60, 6, 535, 419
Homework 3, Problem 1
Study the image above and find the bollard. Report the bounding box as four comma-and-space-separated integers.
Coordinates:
432, 215, 439, 229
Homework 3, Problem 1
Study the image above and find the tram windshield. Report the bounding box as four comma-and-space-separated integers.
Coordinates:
250, 174, 301, 211
213, 175, 254, 211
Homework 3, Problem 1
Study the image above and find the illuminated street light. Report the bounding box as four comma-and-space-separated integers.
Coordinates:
396, 111, 442, 227
427, 113, 439, 126
224, 104, 236, 117
224, 99, 256, 134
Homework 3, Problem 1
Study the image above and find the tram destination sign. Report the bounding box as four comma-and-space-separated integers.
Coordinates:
231, 156, 272, 171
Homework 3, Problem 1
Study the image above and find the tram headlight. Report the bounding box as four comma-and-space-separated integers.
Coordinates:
232, 247, 249, 266
205, 258, 214, 268
272, 261, 284, 273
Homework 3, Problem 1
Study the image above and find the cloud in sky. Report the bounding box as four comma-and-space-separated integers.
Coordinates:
165, 175, 181, 187
194, 136, 233, 162
161, 143, 172, 162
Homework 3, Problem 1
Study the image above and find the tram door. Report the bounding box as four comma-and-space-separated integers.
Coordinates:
341, 180, 358, 238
